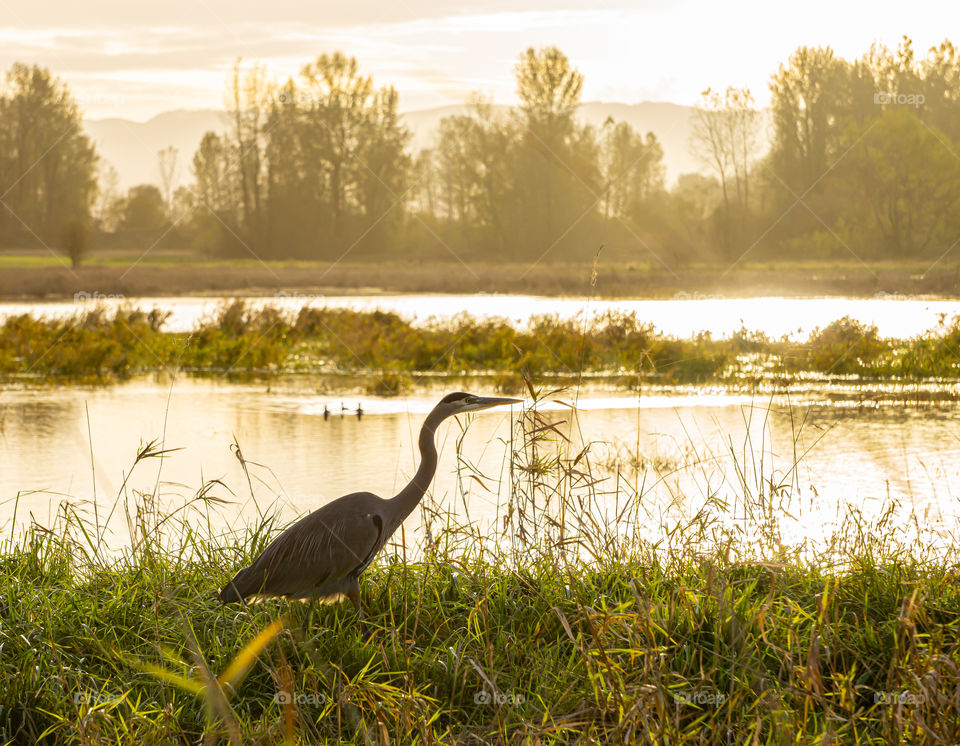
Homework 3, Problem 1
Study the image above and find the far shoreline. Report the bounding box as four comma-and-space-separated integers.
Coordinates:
1, 258, 959, 301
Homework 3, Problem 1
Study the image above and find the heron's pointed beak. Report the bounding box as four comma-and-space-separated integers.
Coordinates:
464, 396, 523, 412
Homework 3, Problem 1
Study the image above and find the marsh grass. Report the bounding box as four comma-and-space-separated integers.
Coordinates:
2, 376, 960, 744
7, 303, 960, 393
4, 258, 960, 300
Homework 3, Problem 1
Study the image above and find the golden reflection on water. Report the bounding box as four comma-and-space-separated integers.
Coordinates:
2, 377, 960, 552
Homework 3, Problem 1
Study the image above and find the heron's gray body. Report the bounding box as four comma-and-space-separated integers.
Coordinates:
220, 492, 386, 603
218, 392, 520, 629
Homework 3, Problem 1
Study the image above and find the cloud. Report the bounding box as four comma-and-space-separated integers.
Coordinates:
0, 6, 634, 118
0, 0, 957, 120
1, 0, 642, 30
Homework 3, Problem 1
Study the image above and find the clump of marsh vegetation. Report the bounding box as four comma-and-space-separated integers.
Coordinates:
7, 302, 960, 392
2, 384, 960, 743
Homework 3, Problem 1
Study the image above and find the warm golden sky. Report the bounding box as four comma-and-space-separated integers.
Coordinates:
1, 0, 957, 120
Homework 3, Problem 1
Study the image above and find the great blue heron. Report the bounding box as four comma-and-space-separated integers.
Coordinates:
218, 392, 521, 633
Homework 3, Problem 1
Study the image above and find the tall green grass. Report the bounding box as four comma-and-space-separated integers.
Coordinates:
1, 383, 959, 743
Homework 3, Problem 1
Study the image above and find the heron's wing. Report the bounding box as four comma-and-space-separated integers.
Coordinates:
236, 501, 382, 598
353, 512, 385, 575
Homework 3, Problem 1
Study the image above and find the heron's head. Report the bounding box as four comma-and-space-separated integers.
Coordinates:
436, 391, 522, 416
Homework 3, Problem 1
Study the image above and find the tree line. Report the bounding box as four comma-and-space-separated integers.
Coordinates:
3, 37, 960, 266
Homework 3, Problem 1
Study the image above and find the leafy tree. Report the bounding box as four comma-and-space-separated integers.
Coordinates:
691, 90, 743, 206
356, 85, 411, 251
0, 63, 97, 248
263, 80, 313, 258
300, 53, 374, 244
93, 163, 122, 233
430, 97, 514, 255
515, 46, 583, 133
192, 132, 236, 214
769, 47, 850, 193
253, 53, 412, 259
120, 184, 168, 232
840, 109, 960, 257
668, 172, 723, 258
920, 40, 960, 140
157, 146, 179, 216
866, 37, 960, 141
864, 37, 923, 107
63, 218, 89, 268
690, 87, 761, 257
189, 131, 239, 255
763, 47, 858, 257
512, 47, 599, 260
167, 38, 960, 266
225, 60, 270, 252
760, 38, 960, 261
601, 119, 664, 221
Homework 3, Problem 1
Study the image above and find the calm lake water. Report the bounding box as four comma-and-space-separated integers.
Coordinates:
4, 293, 960, 552
3, 377, 960, 552
4, 293, 960, 338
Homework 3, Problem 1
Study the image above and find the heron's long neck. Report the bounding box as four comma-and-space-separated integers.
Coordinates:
388, 407, 446, 529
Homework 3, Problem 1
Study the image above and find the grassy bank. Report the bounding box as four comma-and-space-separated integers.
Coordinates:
3, 256, 960, 299
5, 525, 960, 743
1, 396, 959, 743
4, 301, 960, 390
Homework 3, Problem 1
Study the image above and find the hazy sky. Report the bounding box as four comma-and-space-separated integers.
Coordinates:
1, 0, 958, 120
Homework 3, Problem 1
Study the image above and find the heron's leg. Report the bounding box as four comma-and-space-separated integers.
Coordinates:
345, 577, 369, 639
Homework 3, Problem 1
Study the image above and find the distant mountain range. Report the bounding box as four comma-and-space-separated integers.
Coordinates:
83, 102, 762, 192
83, 110, 231, 192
